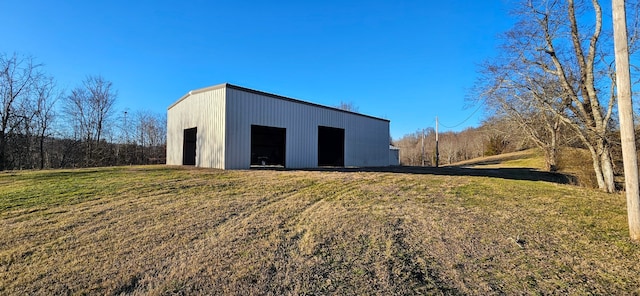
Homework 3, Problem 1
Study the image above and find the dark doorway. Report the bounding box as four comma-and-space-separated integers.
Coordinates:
183, 127, 197, 165
251, 125, 286, 167
318, 126, 344, 167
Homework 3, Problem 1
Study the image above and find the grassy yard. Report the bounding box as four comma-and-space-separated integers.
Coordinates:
1, 165, 639, 295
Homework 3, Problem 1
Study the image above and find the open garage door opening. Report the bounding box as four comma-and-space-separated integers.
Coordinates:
183, 127, 197, 165
251, 125, 286, 167
318, 126, 344, 167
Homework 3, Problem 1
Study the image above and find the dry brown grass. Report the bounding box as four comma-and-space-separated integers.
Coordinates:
557, 148, 600, 189
1, 165, 639, 295
452, 148, 603, 188
449, 149, 546, 170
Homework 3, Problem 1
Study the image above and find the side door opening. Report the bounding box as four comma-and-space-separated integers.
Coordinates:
183, 127, 197, 165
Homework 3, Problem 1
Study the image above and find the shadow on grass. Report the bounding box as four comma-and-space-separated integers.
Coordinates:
0, 170, 100, 182
254, 166, 577, 185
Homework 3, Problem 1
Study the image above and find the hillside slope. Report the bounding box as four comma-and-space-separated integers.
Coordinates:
449, 149, 546, 170
1, 166, 638, 295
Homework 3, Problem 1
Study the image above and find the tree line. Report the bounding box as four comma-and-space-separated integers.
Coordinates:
393, 119, 534, 168
0, 53, 166, 170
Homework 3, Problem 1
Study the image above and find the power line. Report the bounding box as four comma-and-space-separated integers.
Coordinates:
438, 103, 483, 129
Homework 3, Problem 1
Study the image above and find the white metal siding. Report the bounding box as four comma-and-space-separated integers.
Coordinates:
224, 87, 389, 169
345, 116, 389, 167
389, 147, 400, 166
167, 88, 226, 168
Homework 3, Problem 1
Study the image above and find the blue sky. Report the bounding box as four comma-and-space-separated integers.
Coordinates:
1, 0, 514, 139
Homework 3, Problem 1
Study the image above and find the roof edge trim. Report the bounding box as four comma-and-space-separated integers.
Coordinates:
167, 83, 229, 110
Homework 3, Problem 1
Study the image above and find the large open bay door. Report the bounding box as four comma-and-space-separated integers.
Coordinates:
318, 126, 344, 167
251, 125, 286, 167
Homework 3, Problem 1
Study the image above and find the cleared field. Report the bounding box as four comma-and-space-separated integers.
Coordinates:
1, 165, 639, 295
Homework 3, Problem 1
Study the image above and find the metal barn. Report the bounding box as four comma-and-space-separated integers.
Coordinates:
166, 83, 391, 169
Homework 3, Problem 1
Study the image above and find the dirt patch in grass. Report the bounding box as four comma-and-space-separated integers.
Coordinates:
1, 166, 639, 295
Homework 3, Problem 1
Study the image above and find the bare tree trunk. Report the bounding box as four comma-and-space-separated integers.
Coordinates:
0, 131, 5, 171
34, 77, 57, 169
600, 143, 616, 192
587, 144, 606, 190
39, 134, 45, 169
612, 0, 640, 240
548, 0, 616, 192
551, 122, 559, 171
545, 146, 558, 172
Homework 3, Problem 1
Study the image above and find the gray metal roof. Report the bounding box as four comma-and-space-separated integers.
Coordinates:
168, 82, 390, 123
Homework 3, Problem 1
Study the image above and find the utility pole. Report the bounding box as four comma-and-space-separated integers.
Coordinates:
123, 111, 129, 165
124, 111, 128, 144
435, 116, 439, 168
612, 0, 640, 241
421, 129, 425, 166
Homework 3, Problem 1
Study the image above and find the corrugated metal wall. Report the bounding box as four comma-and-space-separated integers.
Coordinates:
166, 87, 226, 168
389, 147, 400, 166
224, 86, 390, 169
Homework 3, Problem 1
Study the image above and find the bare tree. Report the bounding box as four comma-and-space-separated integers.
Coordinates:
394, 127, 492, 166
132, 111, 164, 163
476, 62, 567, 171
32, 76, 60, 169
64, 75, 117, 166
0, 53, 43, 170
336, 101, 359, 112
395, 130, 430, 166
476, 0, 640, 192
